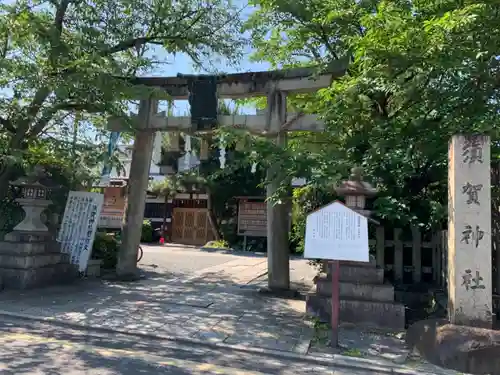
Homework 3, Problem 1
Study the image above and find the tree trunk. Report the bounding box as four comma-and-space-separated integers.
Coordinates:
0, 164, 12, 203
162, 195, 168, 241
206, 190, 220, 240
0, 134, 25, 203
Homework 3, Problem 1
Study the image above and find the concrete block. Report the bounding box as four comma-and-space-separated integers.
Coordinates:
0, 263, 78, 289
324, 255, 377, 276
306, 294, 405, 330
86, 259, 102, 278
340, 259, 376, 268
3, 231, 54, 243
0, 253, 62, 269
315, 277, 394, 302
339, 265, 384, 284
0, 240, 61, 255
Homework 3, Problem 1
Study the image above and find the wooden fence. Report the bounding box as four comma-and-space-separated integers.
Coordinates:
371, 226, 447, 286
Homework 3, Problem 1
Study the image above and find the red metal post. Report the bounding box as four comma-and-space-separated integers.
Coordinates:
330, 260, 340, 347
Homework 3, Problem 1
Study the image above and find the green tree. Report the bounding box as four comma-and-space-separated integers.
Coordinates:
245, 0, 500, 229
149, 175, 181, 241
0, 0, 244, 200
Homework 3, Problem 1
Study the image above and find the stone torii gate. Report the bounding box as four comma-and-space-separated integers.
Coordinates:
108, 66, 346, 291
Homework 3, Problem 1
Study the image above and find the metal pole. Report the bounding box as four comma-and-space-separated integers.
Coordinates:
330, 260, 340, 347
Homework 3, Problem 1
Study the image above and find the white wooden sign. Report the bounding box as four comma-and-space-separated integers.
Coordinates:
304, 201, 369, 262
57, 191, 104, 272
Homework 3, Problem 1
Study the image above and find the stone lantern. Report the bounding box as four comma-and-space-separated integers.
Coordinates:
306, 166, 406, 330
9, 167, 53, 233
334, 166, 379, 268
335, 166, 378, 218
0, 166, 77, 289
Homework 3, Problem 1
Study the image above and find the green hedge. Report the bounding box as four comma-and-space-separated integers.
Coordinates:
92, 220, 153, 269
92, 232, 120, 269
141, 219, 153, 243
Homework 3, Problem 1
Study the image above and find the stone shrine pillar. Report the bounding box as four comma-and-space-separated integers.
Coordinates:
448, 135, 493, 328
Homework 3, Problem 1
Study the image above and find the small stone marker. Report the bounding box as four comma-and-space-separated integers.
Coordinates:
304, 201, 369, 347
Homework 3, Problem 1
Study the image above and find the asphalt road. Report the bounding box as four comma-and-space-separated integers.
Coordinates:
0, 316, 372, 375
138, 244, 240, 276
137, 244, 316, 291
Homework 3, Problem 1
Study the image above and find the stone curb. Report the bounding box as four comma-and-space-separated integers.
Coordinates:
0, 310, 434, 374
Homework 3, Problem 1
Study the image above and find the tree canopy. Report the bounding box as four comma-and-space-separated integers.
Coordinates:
0, 0, 245, 199
245, 0, 500, 229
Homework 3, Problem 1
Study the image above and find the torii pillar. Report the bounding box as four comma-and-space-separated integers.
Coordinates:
265, 89, 291, 292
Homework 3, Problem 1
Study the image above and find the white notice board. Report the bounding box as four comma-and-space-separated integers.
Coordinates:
304, 201, 369, 262
57, 191, 104, 272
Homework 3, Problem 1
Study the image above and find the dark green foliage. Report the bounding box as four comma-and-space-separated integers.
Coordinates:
245, 0, 500, 231
0, 196, 22, 236
92, 232, 120, 269
199, 142, 267, 249
0, 0, 245, 202
141, 220, 154, 243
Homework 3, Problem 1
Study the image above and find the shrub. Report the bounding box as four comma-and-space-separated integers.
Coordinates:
92, 232, 120, 269
203, 239, 229, 249
141, 220, 153, 243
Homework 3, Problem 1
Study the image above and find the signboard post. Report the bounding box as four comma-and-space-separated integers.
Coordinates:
304, 201, 369, 347
236, 197, 292, 251
237, 198, 267, 251
329, 259, 340, 346
237, 199, 267, 237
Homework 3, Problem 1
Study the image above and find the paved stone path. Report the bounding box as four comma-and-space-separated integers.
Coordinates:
0, 256, 313, 354
0, 316, 371, 375
0, 248, 466, 374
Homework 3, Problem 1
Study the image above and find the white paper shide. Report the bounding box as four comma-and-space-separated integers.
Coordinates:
304, 201, 369, 262
57, 192, 104, 272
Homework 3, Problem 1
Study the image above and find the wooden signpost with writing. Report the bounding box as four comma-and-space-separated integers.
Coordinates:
98, 186, 127, 229
237, 199, 267, 237
108, 62, 347, 288
237, 197, 267, 250
304, 201, 369, 347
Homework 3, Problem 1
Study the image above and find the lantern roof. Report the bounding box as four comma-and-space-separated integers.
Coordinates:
10, 166, 56, 188
335, 167, 378, 197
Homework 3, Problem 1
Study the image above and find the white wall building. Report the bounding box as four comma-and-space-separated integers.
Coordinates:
101, 132, 200, 185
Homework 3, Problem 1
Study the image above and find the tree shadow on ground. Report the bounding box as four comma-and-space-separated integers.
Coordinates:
0, 327, 195, 375
0, 267, 315, 356
0, 316, 335, 374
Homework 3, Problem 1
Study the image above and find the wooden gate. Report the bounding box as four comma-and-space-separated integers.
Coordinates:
172, 208, 212, 245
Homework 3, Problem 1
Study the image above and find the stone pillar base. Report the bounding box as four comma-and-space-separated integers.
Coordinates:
85, 259, 102, 278
0, 264, 77, 289
307, 254, 406, 330
0, 230, 78, 290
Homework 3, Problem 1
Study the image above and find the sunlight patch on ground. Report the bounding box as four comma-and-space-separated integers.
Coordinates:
0, 331, 266, 375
